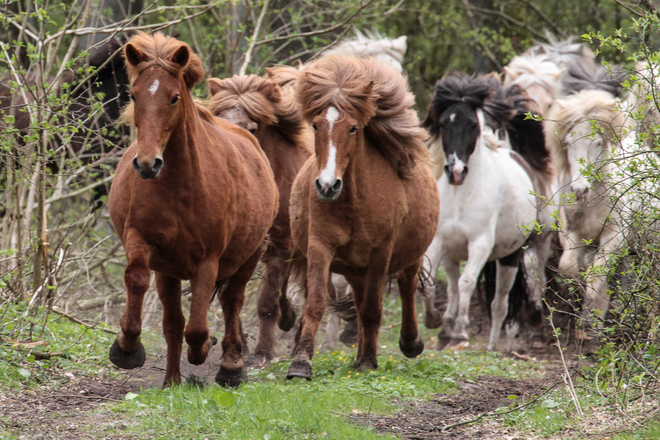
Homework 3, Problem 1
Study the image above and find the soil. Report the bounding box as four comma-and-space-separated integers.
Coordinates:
1, 279, 582, 439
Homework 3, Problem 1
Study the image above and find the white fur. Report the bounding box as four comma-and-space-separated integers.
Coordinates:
426, 110, 538, 351
148, 79, 160, 95
318, 107, 339, 189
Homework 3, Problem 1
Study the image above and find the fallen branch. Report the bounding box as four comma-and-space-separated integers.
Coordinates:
77, 292, 124, 310
51, 306, 118, 335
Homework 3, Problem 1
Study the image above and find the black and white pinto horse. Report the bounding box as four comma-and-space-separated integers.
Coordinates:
422, 75, 553, 351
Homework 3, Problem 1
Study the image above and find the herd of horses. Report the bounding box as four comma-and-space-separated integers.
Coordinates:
2, 30, 655, 388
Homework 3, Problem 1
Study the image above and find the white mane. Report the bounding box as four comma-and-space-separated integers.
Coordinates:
323, 29, 407, 72
503, 54, 563, 96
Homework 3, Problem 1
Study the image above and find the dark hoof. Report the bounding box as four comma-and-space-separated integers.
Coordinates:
286, 359, 312, 380
424, 311, 443, 329
528, 308, 544, 329
278, 307, 297, 332
339, 320, 358, 347
247, 352, 271, 369
437, 328, 452, 350
353, 359, 378, 372
215, 366, 247, 388
399, 336, 424, 358
210, 336, 218, 346
109, 340, 145, 370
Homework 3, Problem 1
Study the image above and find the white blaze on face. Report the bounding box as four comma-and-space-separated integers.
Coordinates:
449, 113, 456, 123
148, 79, 160, 96
318, 106, 340, 189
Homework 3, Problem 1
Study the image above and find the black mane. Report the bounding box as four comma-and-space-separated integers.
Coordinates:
422, 75, 492, 137
423, 74, 552, 178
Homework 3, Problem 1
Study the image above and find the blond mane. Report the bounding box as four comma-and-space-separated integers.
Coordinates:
206, 74, 304, 145
297, 54, 428, 177
124, 32, 205, 89
545, 89, 626, 174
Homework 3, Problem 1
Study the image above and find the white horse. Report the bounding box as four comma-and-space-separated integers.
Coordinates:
422, 75, 553, 351
322, 29, 407, 73
546, 89, 633, 326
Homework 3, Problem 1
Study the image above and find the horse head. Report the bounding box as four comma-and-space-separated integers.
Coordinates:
563, 121, 610, 202
124, 33, 204, 179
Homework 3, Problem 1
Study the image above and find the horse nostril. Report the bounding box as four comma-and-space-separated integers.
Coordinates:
332, 179, 343, 192
133, 156, 140, 172
315, 178, 323, 193
153, 157, 164, 173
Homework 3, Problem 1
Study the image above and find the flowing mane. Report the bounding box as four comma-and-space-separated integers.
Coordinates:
525, 35, 596, 68
322, 29, 407, 72
561, 58, 626, 97
124, 31, 205, 89
207, 74, 305, 145
545, 89, 626, 175
503, 54, 562, 97
265, 65, 304, 89
297, 54, 428, 177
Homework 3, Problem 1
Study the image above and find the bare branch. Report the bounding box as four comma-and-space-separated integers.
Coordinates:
240, 0, 272, 75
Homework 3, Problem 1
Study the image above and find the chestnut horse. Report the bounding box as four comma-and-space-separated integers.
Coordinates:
287, 55, 439, 380
108, 32, 278, 387
206, 73, 312, 365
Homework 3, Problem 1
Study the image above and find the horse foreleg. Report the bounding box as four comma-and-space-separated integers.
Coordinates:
215, 249, 262, 387
438, 257, 460, 349
398, 262, 424, 359
452, 239, 491, 348
583, 227, 624, 326
185, 259, 220, 368
422, 236, 443, 329
155, 273, 184, 387
252, 256, 288, 367
109, 232, 150, 370
558, 228, 586, 279
490, 249, 523, 352
287, 244, 332, 380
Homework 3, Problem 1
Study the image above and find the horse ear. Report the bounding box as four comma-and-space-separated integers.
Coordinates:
257, 81, 282, 102
171, 45, 190, 68
264, 68, 275, 79
363, 80, 375, 98
503, 66, 518, 81
125, 43, 145, 67
208, 78, 223, 96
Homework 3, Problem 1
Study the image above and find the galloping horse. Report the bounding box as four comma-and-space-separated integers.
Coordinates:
206, 73, 312, 365
546, 89, 629, 325
108, 32, 278, 387
422, 75, 553, 351
286, 55, 439, 380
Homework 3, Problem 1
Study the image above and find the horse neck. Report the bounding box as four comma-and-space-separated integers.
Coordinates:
339, 131, 368, 205
162, 95, 205, 178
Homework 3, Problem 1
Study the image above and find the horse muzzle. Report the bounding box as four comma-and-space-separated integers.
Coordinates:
133, 155, 164, 179
444, 162, 468, 186
315, 177, 343, 201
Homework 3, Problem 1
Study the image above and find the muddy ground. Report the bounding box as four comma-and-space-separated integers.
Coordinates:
1, 281, 582, 440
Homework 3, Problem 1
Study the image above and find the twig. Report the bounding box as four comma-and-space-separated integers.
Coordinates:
239, 0, 272, 76
49, 393, 123, 403
51, 306, 118, 335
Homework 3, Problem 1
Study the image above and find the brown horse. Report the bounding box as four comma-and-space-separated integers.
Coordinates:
108, 32, 278, 387
287, 55, 440, 380
206, 73, 312, 365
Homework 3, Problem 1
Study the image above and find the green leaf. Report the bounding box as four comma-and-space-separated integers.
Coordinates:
17, 368, 31, 380
125, 392, 139, 401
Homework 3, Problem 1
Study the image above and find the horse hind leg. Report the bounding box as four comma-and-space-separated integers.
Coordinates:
109, 236, 150, 370
398, 262, 425, 359
155, 273, 185, 387
489, 249, 524, 352
278, 275, 297, 332
251, 256, 288, 367
215, 249, 263, 387
422, 237, 443, 329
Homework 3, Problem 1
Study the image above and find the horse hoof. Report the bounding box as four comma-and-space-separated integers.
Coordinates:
247, 353, 271, 369
399, 336, 424, 358
286, 359, 312, 380
210, 336, 218, 345
353, 359, 378, 372
278, 308, 297, 332
215, 366, 247, 388
109, 340, 145, 370
446, 339, 469, 350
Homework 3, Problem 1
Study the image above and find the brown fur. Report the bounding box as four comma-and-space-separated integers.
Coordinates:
286, 56, 440, 378
108, 33, 278, 387
297, 55, 429, 177
206, 73, 313, 363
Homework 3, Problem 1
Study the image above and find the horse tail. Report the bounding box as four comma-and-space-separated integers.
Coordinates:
481, 256, 531, 328
328, 293, 358, 321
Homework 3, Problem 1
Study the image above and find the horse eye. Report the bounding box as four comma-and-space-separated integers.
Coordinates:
349, 125, 357, 134
130, 93, 135, 102
170, 95, 179, 105
312, 122, 318, 131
